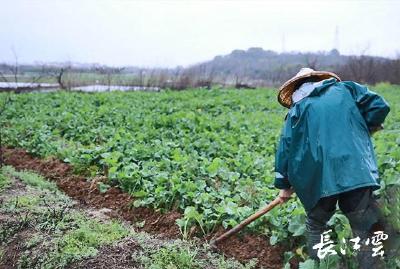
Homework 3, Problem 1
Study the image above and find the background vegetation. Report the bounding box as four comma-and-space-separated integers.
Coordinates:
1, 48, 400, 91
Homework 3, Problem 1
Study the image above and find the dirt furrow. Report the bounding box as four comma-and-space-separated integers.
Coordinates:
2, 147, 285, 268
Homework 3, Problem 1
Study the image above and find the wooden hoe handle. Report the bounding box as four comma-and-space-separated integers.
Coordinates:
210, 197, 281, 246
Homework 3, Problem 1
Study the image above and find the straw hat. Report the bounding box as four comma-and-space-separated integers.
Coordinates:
278, 68, 341, 108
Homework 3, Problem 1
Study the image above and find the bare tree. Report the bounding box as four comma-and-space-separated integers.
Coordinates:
93, 65, 125, 90
32, 63, 72, 90
52, 64, 72, 90
138, 69, 145, 87
335, 54, 377, 84
29, 64, 62, 85
156, 69, 169, 88
172, 68, 196, 90
146, 69, 157, 88
56, 67, 67, 89
304, 53, 319, 70
0, 64, 9, 83
0, 49, 20, 84
189, 64, 216, 89
10, 47, 18, 84
0, 49, 55, 88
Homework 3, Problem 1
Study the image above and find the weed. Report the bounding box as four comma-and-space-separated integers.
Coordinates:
2, 166, 58, 192
39, 216, 130, 268
25, 233, 44, 249
97, 181, 111, 194
140, 245, 201, 269
37, 196, 72, 232
0, 167, 10, 192
0, 221, 23, 242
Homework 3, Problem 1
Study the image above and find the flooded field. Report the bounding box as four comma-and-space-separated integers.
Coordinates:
0, 82, 160, 93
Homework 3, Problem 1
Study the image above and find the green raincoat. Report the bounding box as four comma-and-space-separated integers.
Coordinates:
274, 78, 390, 211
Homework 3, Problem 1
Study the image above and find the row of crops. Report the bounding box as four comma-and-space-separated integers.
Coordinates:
1, 84, 399, 266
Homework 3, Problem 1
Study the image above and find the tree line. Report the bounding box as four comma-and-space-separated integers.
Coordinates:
1, 49, 399, 91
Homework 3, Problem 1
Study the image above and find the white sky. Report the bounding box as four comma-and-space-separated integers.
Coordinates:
1, 0, 399, 67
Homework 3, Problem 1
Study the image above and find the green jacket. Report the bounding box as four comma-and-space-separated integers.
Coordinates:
274, 78, 390, 211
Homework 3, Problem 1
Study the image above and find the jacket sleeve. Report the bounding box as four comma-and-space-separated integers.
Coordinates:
274, 115, 292, 189
344, 81, 390, 129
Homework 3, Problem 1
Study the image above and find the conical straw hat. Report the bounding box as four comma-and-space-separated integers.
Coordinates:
278, 68, 341, 108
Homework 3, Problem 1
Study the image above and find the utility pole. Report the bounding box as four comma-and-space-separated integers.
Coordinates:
281, 33, 286, 53
334, 26, 340, 52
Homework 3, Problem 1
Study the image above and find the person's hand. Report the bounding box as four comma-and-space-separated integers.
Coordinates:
278, 188, 294, 204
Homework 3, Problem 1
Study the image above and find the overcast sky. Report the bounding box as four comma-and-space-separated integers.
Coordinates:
1, 0, 399, 67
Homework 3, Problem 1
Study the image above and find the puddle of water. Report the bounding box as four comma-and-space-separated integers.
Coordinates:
0, 82, 58, 89
0, 82, 160, 93
73, 85, 160, 92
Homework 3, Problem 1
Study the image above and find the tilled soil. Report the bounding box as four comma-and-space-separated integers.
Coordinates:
2, 147, 285, 268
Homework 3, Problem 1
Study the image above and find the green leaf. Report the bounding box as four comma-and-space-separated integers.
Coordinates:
207, 158, 222, 176
299, 259, 316, 269
270, 234, 279, 245
97, 182, 110, 194
224, 201, 238, 215
133, 190, 147, 198
288, 215, 306, 236
184, 206, 201, 220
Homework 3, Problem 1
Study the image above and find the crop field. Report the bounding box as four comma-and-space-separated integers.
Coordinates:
0, 84, 399, 268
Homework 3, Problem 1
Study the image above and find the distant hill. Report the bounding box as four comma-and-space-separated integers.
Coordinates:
209, 47, 346, 71
186, 47, 393, 86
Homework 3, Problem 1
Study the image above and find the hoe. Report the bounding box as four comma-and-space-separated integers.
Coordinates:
210, 197, 281, 247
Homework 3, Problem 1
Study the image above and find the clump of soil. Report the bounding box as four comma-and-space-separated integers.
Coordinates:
2, 147, 285, 268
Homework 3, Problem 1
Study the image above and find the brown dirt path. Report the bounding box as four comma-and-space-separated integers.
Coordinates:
2, 147, 285, 269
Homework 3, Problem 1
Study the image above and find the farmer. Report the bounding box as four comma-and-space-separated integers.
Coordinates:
274, 68, 391, 267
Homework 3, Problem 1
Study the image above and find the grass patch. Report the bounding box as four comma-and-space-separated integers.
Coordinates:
0, 221, 24, 243
0, 166, 58, 192
24, 233, 44, 249
61, 217, 130, 252
7, 195, 41, 209
134, 236, 257, 269
139, 244, 201, 269
38, 215, 130, 268
0, 247, 4, 263
0, 166, 132, 268
0, 167, 11, 192
2, 166, 58, 192
1, 165, 257, 268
